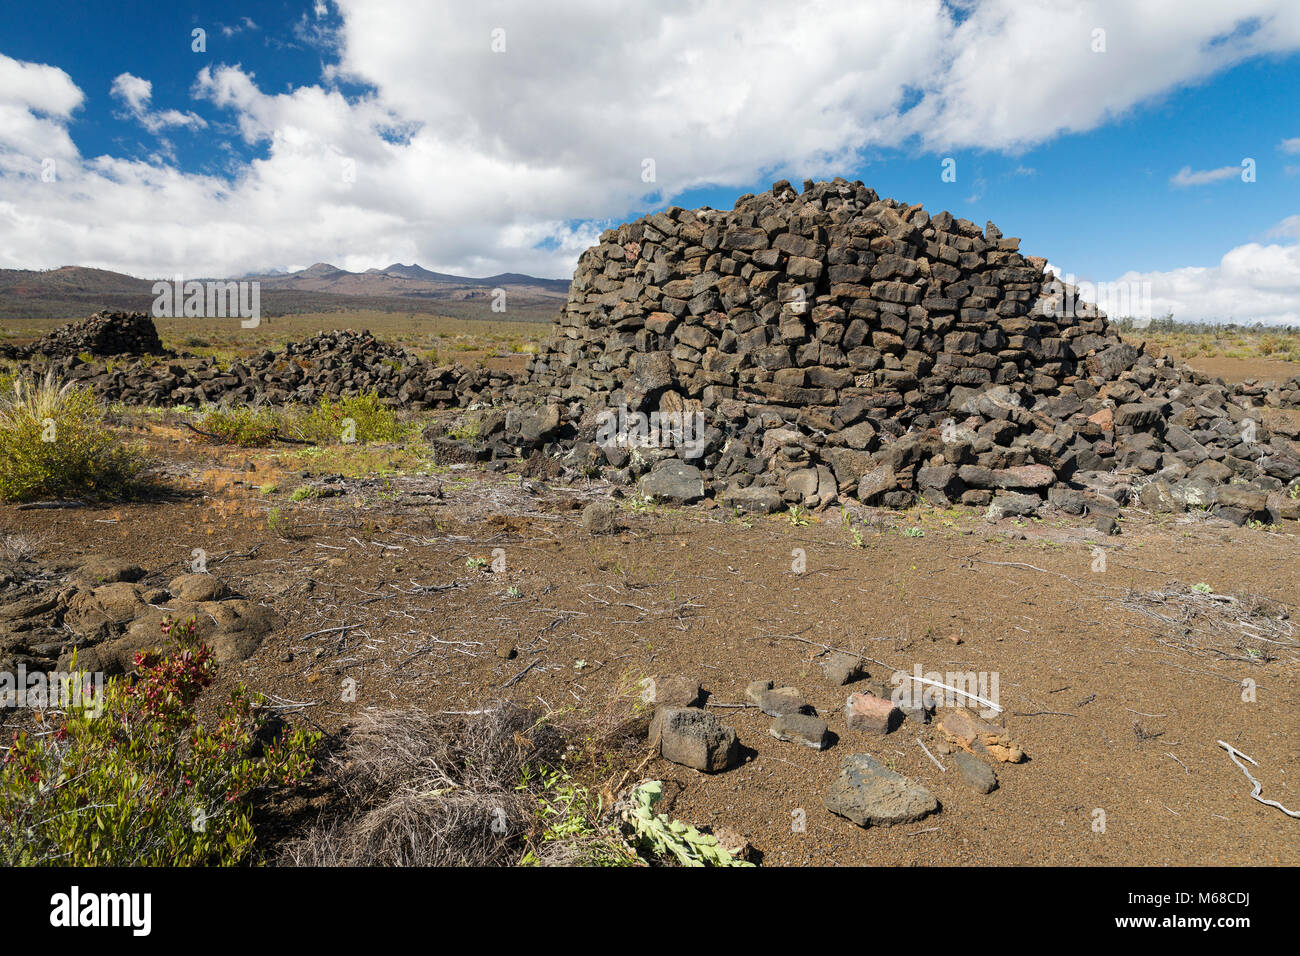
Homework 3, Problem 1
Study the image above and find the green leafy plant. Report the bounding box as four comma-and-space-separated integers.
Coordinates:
519, 765, 637, 867
901, 526, 925, 538
448, 419, 481, 441
786, 505, 810, 526
622, 781, 752, 867
0, 620, 319, 866
1191, 582, 1213, 594
267, 505, 291, 537
625, 495, 656, 515
0, 372, 146, 502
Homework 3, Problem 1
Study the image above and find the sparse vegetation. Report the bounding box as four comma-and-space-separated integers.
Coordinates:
448, 418, 481, 441
278, 706, 749, 868
0, 532, 39, 562
621, 780, 752, 867
279, 706, 564, 867
267, 505, 292, 537
520, 764, 638, 867
1115, 316, 1300, 364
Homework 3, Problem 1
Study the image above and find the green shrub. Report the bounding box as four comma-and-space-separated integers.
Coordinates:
267, 505, 293, 537
293, 392, 404, 445
289, 484, 322, 502
0, 372, 146, 502
448, 418, 480, 441
198, 404, 283, 447
520, 764, 638, 867
0, 622, 319, 866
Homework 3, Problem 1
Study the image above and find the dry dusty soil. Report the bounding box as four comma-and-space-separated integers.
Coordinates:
4, 416, 1298, 867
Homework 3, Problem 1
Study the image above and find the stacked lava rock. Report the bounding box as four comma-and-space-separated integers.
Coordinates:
0, 310, 167, 359
511, 178, 1300, 525
45, 328, 511, 410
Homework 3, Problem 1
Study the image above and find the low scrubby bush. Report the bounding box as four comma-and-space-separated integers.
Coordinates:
198, 404, 283, 447
293, 392, 404, 445
279, 706, 554, 867
0, 620, 319, 866
0, 372, 146, 501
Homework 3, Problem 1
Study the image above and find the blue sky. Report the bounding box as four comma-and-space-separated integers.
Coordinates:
1, 1, 1298, 322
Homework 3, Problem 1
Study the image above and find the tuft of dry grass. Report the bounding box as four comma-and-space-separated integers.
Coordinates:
279, 704, 568, 867
0, 531, 40, 562
1110, 584, 1296, 665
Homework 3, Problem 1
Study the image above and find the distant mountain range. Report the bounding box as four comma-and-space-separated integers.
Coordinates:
241, 261, 570, 298
0, 263, 569, 322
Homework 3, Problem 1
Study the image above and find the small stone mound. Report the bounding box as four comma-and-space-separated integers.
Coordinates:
3, 310, 166, 359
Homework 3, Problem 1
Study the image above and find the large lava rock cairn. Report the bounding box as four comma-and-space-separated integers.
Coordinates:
0, 310, 167, 360
512, 178, 1300, 525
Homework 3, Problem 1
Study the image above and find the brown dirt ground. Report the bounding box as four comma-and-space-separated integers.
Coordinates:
1155, 352, 1300, 385
3, 418, 1297, 867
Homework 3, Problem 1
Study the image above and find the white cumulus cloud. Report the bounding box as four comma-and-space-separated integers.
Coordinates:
110, 72, 207, 134
1105, 220, 1300, 325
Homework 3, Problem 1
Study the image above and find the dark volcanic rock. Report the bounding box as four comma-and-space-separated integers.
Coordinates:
824, 753, 939, 827
3, 310, 167, 360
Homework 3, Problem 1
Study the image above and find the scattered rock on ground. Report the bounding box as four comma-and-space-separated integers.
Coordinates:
651, 707, 739, 773
647, 675, 704, 708
755, 685, 809, 717
769, 713, 832, 750
952, 750, 999, 793
845, 691, 901, 734
821, 651, 865, 685
169, 573, 230, 602
580, 500, 619, 535
824, 753, 939, 828
939, 708, 1025, 763
75, 556, 144, 586
638, 460, 706, 504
